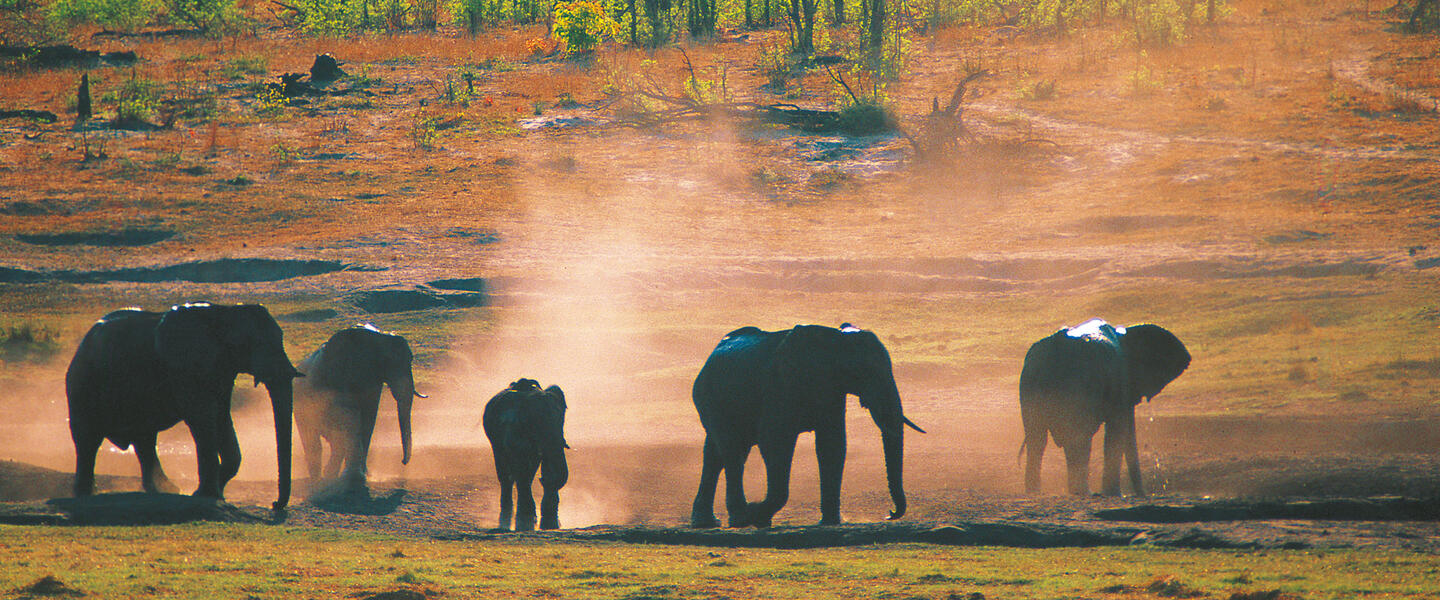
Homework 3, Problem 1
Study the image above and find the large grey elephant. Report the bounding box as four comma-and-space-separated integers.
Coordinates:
293, 325, 425, 493
689, 324, 924, 529
66, 303, 302, 510
1019, 318, 1191, 497
483, 378, 569, 531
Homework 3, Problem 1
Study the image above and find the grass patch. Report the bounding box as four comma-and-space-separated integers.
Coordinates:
0, 526, 1438, 599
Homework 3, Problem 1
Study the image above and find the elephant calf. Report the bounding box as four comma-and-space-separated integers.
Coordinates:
1019, 318, 1190, 496
483, 379, 569, 531
294, 325, 425, 494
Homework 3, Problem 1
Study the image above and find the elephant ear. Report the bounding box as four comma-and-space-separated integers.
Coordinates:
543, 385, 566, 410
773, 325, 843, 391
314, 327, 379, 389
155, 303, 225, 374
1120, 324, 1192, 401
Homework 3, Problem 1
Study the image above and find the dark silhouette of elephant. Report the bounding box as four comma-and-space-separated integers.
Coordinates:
66, 303, 302, 510
689, 324, 924, 528
294, 325, 425, 494
483, 379, 569, 531
1019, 318, 1190, 497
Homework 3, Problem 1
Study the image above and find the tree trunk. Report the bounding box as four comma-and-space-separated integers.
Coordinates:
866, 0, 885, 50
833, 0, 845, 24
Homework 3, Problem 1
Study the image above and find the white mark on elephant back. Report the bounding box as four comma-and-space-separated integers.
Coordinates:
1065, 318, 1124, 341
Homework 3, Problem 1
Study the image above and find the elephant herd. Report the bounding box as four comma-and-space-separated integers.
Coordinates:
62, 302, 1190, 530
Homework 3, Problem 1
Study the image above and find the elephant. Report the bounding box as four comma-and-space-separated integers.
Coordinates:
293, 325, 425, 494
482, 378, 569, 531
1019, 318, 1191, 497
689, 324, 924, 529
65, 303, 302, 510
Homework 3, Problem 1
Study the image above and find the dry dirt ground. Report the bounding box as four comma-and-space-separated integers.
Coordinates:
2, 0, 1440, 552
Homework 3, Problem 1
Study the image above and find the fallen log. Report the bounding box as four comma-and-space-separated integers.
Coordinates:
0, 109, 57, 123
0, 45, 136, 67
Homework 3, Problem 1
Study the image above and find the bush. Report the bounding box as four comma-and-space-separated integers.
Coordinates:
0, 322, 60, 364
837, 95, 897, 135
161, 0, 238, 31
102, 75, 162, 123
291, 0, 364, 34
47, 0, 159, 31
552, 0, 620, 54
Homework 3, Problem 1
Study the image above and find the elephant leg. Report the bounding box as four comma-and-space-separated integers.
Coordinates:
1020, 404, 1048, 494
1101, 421, 1124, 496
188, 420, 222, 499
323, 433, 347, 480
71, 432, 103, 498
751, 431, 798, 528
298, 421, 324, 482
342, 393, 379, 492
1119, 410, 1144, 496
1024, 430, 1047, 495
1061, 441, 1092, 496
514, 463, 540, 532
815, 425, 846, 526
721, 443, 753, 528
689, 435, 723, 528
539, 484, 561, 531
135, 432, 178, 494
494, 453, 514, 531
217, 409, 242, 492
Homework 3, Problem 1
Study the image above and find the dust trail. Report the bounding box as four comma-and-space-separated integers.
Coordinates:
968, 100, 1440, 162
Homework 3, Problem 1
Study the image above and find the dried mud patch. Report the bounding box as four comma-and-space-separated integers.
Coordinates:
0, 258, 378, 284
0, 492, 266, 526
15, 228, 176, 247
1098, 497, 1440, 523
344, 286, 487, 313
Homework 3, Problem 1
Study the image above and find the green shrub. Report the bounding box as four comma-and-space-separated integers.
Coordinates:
291, 0, 364, 34
552, 0, 620, 54
0, 322, 60, 364
102, 76, 162, 123
47, 0, 159, 31
161, 0, 238, 31
837, 95, 897, 135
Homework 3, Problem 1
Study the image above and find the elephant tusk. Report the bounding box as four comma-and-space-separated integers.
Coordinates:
901, 416, 926, 434
414, 390, 428, 398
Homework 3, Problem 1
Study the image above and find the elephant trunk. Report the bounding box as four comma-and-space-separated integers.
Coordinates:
392, 377, 415, 466
881, 420, 906, 520
540, 444, 569, 490
265, 376, 294, 511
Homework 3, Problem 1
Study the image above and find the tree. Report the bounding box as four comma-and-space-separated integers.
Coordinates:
687, 0, 714, 37
642, 0, 667, 46
865, 0, 884, 49
787, 0, 817, 54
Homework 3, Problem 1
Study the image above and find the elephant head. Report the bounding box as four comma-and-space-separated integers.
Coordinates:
775, 324, 924, 520
154, 303, 302, 510
313, 325, 426, 466
1118, 324, 1191, 404
529, 383, 570, 497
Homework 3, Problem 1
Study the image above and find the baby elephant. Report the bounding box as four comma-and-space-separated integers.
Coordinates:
294, 325, 425, 494
483, 379, 569, 531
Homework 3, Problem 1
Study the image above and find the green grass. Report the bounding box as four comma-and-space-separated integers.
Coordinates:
1, 524, 1438, 599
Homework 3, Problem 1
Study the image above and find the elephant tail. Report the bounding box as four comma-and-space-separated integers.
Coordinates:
1016, 440, 1026, 468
